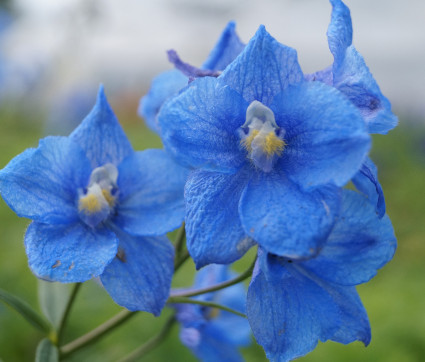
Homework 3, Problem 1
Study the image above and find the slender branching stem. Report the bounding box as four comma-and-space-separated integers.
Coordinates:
170, 256, 257, 298
174, 222, 186, 256
168, 296, 246, 318
56, 283, 82, 345
174, 249, 191, 272
60, 309, 137, 358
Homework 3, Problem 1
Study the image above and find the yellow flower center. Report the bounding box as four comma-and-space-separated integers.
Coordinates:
78, 163, 118, 228
239, 100, 286, 172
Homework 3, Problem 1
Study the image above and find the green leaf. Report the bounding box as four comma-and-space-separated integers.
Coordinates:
0, 288, 51, 334
35, 339, 59, 362
38, 280, 71, 329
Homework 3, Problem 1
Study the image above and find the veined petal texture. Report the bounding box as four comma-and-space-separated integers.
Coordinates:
70, 85, 133, 168
247, 253, 370, 362
25, 222, 118, 283
202, 21, 245, 71
220, 25, 303, 105
185, 170, 254, 268
272, 81, 370, 189
158, 77, 248, 172
302, 190, 396, 286
0, 136, 91, 224
115, 149, 188, 236
239, 170, 341, 259
327, 0, 352, 62
101, 230, 174, 315
327, 0, 398, 134
333, 46, 398, 134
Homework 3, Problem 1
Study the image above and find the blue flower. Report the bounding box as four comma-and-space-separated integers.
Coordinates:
139, 21, 245, 134
0, 86, 188, 315
174, 264, 251, 362
306, 0, 397, 217
306, 0, 398, 135
246, 190, 396, 361
158, 26, 370, 267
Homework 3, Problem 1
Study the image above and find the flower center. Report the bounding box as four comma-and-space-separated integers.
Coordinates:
78, 163, 118, 228
239, 101, 286, 172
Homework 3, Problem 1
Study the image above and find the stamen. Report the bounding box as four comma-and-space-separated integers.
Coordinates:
239, 101, 286, 172
79, 193, 103, 213
264, 131, 286, 156
78, 163, 118, 228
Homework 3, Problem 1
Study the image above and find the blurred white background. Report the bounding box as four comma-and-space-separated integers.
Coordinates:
1, 0, 424, 118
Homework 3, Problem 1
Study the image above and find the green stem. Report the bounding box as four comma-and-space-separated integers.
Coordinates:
56, 283, 82, 345
168, 296, 246, 318
117, 315, 176, 362
174, 222, 186, 256
170, 256, 257, 298
60, 309, 137, 358
174, 249, 190, 272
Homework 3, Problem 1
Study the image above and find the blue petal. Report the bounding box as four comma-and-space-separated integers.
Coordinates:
208, 287, 251, 347
333, 46, 398, 134
193, 265, 251, 346
327, 0, 352, 62
247, 254, 370, 362
114, 149, 188, 236
176, 265, 250, 361
302, 190, 396, 286
158, 77, 248, 172
325, 1, 397, 134
271, 82, 370, 189
70, 85, 133, 168
185, 170, 254, 268
193, 263, 229, 290
239, 170, 341, 259
0, 136, 91, 224
139, 21, 243, 135
138, 70, 188, 134
304, 65, 333, 85
25, 222, 118, 283
100, 229, 174, 315
352, 157, 386, 217
219, 25, 303, 105
202, 21, 245, 71
194, 326, 246, 362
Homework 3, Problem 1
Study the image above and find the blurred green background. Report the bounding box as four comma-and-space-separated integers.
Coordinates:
0, 102, 424, 362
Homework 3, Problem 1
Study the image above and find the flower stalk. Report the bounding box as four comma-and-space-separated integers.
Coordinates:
60, 309, 137, 358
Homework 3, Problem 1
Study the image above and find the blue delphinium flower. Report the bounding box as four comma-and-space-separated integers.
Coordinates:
305, 0, 398, 217
158, 26, 370, 268
139, 21, 245, 134
0, 86, 188, 315
174, 264, 251, 362
306, 0, 398, 135
246, 190, 396, 361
